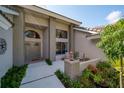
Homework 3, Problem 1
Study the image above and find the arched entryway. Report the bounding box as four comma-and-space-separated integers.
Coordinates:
24, 30, 41, 63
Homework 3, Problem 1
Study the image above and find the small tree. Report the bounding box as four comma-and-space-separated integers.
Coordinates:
98, 19, 124, 88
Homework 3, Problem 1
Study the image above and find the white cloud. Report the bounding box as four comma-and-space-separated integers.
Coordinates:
106, 11, 123, 24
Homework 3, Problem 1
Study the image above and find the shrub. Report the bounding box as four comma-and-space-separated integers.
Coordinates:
55, 70, 82, 88
1, 65, 27, 88
96, 62, 111, 70
55, 70, 65, 80
80, 77, 96, 88
82, 68, 94, 79
81, 62, 120, 88
93, 73, 103, 85
45, 58, 52, 65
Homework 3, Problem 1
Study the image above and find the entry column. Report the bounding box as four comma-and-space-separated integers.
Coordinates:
49, 17, 56, 61
69, 24, 74, 52
13, 8, 25, 66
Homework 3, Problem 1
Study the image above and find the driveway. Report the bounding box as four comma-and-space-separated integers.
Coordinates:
20, 60, 64, 88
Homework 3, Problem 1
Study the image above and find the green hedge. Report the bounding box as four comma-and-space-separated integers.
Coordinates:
45, 58, 52, 65
55, 70, 82, 88
1, 65, 27, 88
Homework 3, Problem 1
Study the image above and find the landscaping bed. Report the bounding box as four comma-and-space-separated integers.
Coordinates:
55, 62, 120, 88
55, 70, 82, 88
45, 58, 52, 65
1, 65, 27, 88
80, 62, 120, 88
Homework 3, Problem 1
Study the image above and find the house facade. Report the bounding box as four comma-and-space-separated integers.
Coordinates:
0, 5, 105, 78
73, 27, 105, 61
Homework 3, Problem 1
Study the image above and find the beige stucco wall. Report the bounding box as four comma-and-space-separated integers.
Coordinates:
0, 27, 13, 78
25, 13, 48, 27
55, 21, 69, 31
24, 8, 72, 61
13, 8, 25, 66
49, 17, 56, 61
69, 25, 74, 51
43, 28, 49, 59
74, 30, 106, 61
20, 5, 81, 25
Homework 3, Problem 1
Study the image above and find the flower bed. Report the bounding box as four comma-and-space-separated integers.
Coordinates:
1, 65, 27, 88
55, 70, 82, 88
80, 62, 120, 88
56, 62, 120, 88
80, 58, 101, 72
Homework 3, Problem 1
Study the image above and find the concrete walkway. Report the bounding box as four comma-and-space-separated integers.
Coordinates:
20, 60, 64, 88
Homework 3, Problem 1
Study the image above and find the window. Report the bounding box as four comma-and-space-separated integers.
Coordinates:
56, 42, 67, 55
25, 30, 40, 39
56, 29, 67, 38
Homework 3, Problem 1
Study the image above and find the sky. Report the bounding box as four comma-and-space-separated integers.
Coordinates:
46, 5, 124, 27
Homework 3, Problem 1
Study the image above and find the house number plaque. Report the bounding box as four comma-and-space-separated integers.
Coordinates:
0, 38, 7, 55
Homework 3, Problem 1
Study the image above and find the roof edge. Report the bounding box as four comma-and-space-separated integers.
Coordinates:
73, 27, 98, 34
18, 5, 82, 25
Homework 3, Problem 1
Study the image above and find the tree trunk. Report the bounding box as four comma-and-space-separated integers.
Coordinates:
120, 55, 123, 88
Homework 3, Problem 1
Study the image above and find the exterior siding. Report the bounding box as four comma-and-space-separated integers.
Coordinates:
13, 8, 25, 66
55, 21, 69, 31
25, 13, 48, 27
74, 30, 106, 61
0, 27, 13, 78
49, 17, 56, 61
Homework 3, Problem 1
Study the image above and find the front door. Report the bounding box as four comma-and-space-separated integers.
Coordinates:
25, 41, 41, 63
24, 30, 41, 64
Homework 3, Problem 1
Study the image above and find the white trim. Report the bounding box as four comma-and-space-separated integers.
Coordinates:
87, 34, 100, 40
0, 14, 12, 30
25, 37, 41, 42
0, 6, 19, 16
56, 38, 68, 42
73, 27, 98, 34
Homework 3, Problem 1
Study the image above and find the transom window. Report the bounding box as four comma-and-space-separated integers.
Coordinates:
56, 29, 68, 38
25, 30, 40, 39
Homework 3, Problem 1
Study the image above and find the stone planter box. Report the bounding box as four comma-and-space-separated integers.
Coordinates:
64, 59, 80, 80
80, 58, 101, 73
64, 58, 101, 79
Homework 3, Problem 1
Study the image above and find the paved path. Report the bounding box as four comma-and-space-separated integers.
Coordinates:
20, 60, 64, 88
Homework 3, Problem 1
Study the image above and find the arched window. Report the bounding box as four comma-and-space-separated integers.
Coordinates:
25, 30, 40, 39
